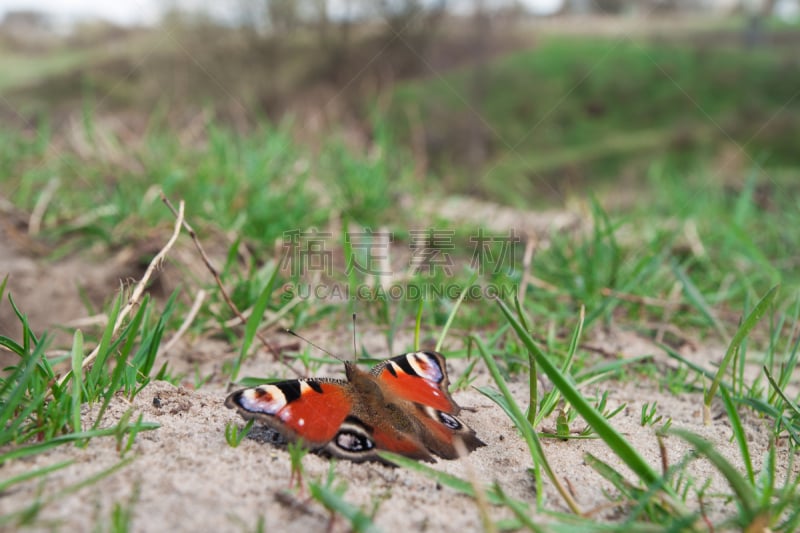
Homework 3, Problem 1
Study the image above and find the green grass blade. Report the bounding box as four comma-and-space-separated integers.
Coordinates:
737, 396, 800, 445
776, 298, 800, 391
341, 219, 358, 309
0, 335, 25, 358
757, 441, 776, 510
493, 484, 546, 532
0, 457, 135, 528
0, 275, 8, 301
474, 335, 580, 513
781, 507, 800, 533
7, 294, 39, 347
308, 482, 380, 533
584, 452, 638, 497
0, 342, 46, 435
89, 293, 123, 385
704, 285, 778, 423
670, 261, 729, 340
575, 354, 653, 382
764, 366, 800, 419
0, 340, 28, 399
513, 294, 538, 425
720, 387, 754, 485
234, 264, 280, 380
0, 423, 159, 463
435, 271, 478, 352
130, 292, 176, 390
496, 298, 660, 487
377, 451, 507, 505
54, 456, 135, 500
0, 460, 74, 492
668, 428, 757, 520
70, 330, 84, 434
660, 344, 725, 387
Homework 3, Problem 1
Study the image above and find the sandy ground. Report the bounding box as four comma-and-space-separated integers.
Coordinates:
0, 212, 795, 532
0, 349, 790, 532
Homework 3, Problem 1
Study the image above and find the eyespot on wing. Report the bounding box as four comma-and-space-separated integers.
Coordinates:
226, 380, 353, 446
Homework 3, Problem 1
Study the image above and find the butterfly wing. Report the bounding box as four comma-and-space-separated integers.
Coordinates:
372, 351, 459, 412
320, 412, 436, 463
225, 379, 351, 449
226, 352, 485, 463
372, 351, 485, 459
225, 372, 436, 463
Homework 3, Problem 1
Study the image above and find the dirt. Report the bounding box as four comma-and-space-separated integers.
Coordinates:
0, 211, 794, 532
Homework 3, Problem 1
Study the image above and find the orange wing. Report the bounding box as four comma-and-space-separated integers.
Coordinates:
225, 380, 352, 448
373, 351, 459, 413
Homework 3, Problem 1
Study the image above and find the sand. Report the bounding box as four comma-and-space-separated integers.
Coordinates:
1, 336, 791, 531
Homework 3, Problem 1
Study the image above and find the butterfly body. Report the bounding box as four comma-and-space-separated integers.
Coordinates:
225, 351, 485, 463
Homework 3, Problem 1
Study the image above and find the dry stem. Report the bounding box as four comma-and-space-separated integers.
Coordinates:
159, 192, 286, 366
158, 289, 207, 356
57, 200, 185, 387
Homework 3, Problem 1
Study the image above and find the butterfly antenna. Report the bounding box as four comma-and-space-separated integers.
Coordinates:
285, 329, 342, 362
352, 313, 358, 361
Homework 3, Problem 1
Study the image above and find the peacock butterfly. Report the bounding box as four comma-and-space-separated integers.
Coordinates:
225, 351, 485, 463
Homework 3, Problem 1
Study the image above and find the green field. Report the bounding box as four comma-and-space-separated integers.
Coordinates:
388, 36, 800, 202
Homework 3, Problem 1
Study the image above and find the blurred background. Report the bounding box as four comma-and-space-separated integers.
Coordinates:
2, 0, 799, 204
1, 0, 799, 338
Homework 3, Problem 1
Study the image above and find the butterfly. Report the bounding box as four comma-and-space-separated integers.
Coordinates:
225, 351, 485, 463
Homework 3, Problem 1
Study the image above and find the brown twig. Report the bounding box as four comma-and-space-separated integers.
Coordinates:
64, 314, 109, 329
527, 275, 559, 292
526, 331, 622, 360
29, 177, 60, 236
158, 288, 206, 357
160, 192, 288, 369
57, 199, 185, 388
600, 287, 685, 309
221, 294, 302, 330
657, 433, 669, 477
639, 321, 699, 351
583, 501, 627, 518
564, 476, 577, 499
656, 282, 684, 344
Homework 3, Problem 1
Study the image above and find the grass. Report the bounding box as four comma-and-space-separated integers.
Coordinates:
308, 479, 381, 533
224, 419, 254, 448
0, 48, 93, 93
0, 288, 162, 450
0, 272, 163, 526
1, 111, 420, 255
1, 25, 799, 531
377, 290, 799, 530
388, 36, 800, 202
2, 120, 799, 530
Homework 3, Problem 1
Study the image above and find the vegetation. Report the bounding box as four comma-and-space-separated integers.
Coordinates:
388, 36, 800, 203
1, 12, 799, 531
